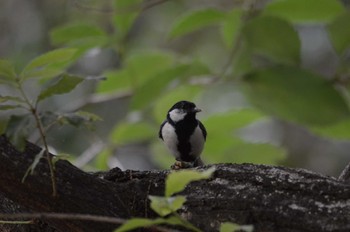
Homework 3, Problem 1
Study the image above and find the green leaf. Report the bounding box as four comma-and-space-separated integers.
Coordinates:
328, 12, 350, 55
311, 118, 350, 139
243, 66, 350, 126
149, 196, 187, 216
264, 0, 345, 24
0, 104, 22, 111
201, 109, 267, 161
22, 148, 45, 183
169, 8, 225, 38
202, 112, 286, 165
220, 9, 243, 49
126, 51, 175, 86
203, 109, 265, 133
150, 142, 175, 169
130, 66, 187, 110
0, 95, 25, 104
114, 217, 184, 232
203, 134, 237, 161
50, 23, 107, 56
169, 196, 187, 212
113, 0, 142, 38
148, 196, 173, 217
50, 23, 106, 45
114, 218, 163, 232
58, 111, 101, 129
232, 41, 253, 77
23, 67, 66, 80
130, 61, 210, 110
0, 60, 16, 80
38, 74, 84, 102
21, 48, 77, 79
97, 69, 131, 94
220, 222, 254, 232
242, 16, 300, 64
226, 141, 286, 165
95, 148, 112, 170
99, 51, 176, 94
220, 222, 240, 232
165, 167, 215, 197
110, 122, 154, 145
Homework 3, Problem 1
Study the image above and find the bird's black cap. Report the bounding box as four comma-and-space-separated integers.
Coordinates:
169, 100, 201, 113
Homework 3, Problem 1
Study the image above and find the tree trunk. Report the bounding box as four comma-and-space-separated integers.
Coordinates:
0, 135, 349, 232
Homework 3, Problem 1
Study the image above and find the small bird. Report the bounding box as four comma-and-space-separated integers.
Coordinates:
159, 100, 207, 169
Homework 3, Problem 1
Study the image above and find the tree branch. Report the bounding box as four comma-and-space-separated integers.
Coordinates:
0, 135, 350, 232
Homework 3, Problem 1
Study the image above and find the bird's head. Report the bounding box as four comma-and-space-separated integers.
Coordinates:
167, 100, 201, 123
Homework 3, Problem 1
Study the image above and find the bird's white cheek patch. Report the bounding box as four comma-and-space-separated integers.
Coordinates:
161, 122, 180, 158
189, 126, 205, 157
169, 109, 186, 123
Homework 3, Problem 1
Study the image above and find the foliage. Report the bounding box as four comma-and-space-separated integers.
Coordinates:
0, 49, 97, 196
115, 167, 251, 231
2, 0, 350, 229
79, 0, 350, 170
220, 222, 254, 232
115, 168, 215, 232
2, 0, 350, 175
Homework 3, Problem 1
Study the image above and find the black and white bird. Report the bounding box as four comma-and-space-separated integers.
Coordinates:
159, 100, 207, 169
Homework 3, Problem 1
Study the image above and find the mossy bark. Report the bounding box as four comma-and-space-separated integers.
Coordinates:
0, 135, 349, 232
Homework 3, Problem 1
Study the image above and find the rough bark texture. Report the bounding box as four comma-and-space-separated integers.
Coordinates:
0, 135, 350, 232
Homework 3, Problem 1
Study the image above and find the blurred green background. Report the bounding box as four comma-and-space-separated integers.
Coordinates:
1, 0, 350, 176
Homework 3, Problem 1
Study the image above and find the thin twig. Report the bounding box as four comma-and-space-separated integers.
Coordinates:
17, 83, 57, 197
32, 108, 57, 197
215, 34, 243, 81
214, 0, 257, 81
0, 220, 33, 224
0, 212, 124, 224
0, 213, 177, 232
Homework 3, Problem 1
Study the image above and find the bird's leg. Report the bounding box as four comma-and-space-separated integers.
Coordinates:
171, 160, 195, 170
170, 161, 183, 170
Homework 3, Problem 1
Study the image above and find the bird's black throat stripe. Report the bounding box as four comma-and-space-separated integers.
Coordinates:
168, 113, 198, 162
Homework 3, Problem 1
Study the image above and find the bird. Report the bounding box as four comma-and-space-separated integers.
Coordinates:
159, 100, 207, 169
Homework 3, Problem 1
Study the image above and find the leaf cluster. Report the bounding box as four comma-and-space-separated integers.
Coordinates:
42, 0, 350, 169
2, 0, 349, 190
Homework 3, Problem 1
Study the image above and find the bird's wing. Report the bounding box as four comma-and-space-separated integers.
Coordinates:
198, 121, 207, 140
159, 120, 167, 140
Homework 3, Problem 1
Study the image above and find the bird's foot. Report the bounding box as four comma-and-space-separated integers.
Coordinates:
171, 161, 194, 170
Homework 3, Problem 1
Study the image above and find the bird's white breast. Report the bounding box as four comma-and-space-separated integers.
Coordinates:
161, 122, 180, 158
189, 125, 205, 157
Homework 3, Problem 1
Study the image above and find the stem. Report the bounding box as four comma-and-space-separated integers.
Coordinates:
0, 212, 124, 225
215, 33, 243, 81
0, 220, 33, 224
32, 108, 57, 197
0, 213, 176, 232
214, 0, 257, 81
17, 82, 57, 197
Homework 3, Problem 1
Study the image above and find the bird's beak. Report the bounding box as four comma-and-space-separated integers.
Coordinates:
193, 107, 202, 113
